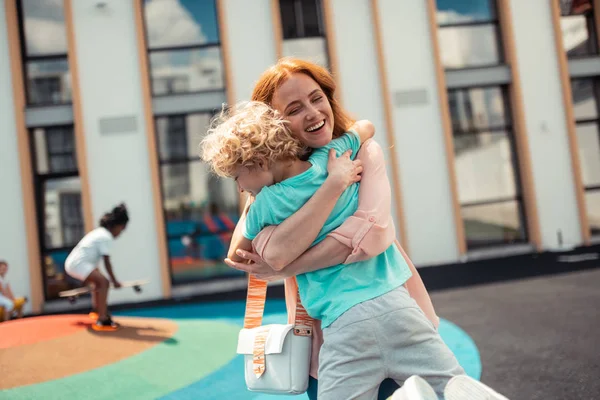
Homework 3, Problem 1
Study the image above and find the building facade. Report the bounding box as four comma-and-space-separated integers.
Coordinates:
1, 0, 598, 314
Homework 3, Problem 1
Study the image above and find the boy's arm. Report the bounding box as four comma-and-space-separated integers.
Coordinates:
227, 150, 361, 271
228, 235, 254, 263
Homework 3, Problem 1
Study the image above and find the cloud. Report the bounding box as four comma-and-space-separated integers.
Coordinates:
144, 0, 207, 48
436, 10, 476, 25
21, 0, 66, 55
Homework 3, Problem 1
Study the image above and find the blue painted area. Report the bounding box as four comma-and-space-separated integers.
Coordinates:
118, 301, 480, 399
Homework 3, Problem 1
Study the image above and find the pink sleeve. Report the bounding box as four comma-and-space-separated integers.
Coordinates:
327, 139, 396, 264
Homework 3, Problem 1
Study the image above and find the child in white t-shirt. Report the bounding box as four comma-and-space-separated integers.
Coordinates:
65, 203, 129, 331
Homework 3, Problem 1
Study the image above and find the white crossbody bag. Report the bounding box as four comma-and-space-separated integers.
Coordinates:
236, 275, 313, 395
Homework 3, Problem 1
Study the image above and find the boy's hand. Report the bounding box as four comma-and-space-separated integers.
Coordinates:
326, 149, 363, 191
112, 280, 122, 289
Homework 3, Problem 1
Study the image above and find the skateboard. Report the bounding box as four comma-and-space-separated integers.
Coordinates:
59, 279, 149, 304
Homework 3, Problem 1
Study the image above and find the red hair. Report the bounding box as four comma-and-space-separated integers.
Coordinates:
251, 57, 354, 139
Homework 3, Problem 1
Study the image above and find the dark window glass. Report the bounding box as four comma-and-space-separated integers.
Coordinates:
448, 85, 527, 249
33, 126, 77, 174
585, 190, 600, 235
576, 122, 600, 187
279, 0, 328, 67
436, 0, 502, 69
43, 177, 83, 249
25, 58, 71, 105
148, 45, 224, 95
279, 0, 324, 39
462, 200, 527, 249
448, 87, 509, 132
155, 113, 241, 285
560, 0, 597, 57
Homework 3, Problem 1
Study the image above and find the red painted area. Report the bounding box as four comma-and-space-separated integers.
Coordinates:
0, 314, 90, 349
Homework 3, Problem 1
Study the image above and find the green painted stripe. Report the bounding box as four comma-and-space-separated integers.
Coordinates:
2, 320, 239, 400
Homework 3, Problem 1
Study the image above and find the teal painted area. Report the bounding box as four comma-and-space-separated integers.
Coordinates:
4, 300, 481, 400
439, 318, 482, 380
159, 309, 481, 400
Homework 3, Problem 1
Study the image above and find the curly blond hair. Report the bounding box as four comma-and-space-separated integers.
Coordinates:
200, 101, 305, 177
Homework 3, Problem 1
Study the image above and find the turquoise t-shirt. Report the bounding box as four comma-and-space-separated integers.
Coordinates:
243, 131, 412, 328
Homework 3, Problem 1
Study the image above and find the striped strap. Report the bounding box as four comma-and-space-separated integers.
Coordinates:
243, 274, 313, 336
252, 326, 270, 378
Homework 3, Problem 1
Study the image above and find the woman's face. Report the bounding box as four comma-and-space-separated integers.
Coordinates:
271, 73, 334, 148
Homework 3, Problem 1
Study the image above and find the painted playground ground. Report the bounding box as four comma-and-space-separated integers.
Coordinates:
0, 300, 481, 399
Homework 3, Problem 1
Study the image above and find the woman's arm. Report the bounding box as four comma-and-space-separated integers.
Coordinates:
249, 137, 395, 272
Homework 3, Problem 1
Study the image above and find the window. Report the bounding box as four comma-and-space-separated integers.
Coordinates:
560, 0, 597, 57
436, 0, 502, 69
449, 86, 527, 248
155, 113, 241, 285
30, 126, 85, 300
18, 0, 71, 105
279, 0, 329, 67
571, 78, 600, 234
436, 0, 528, 249
559, 1, 600, 236
143, 0, 224, 95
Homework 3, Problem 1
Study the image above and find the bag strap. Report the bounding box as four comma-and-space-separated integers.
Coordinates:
243, 274, 313, 336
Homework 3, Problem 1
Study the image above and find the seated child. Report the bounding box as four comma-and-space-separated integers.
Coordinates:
0, 260, 27, 321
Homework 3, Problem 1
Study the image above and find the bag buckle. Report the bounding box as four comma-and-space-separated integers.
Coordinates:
293, 327, 311, 336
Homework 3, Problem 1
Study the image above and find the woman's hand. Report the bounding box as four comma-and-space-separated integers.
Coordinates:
326, 149, 363, 191
224, 249, 291, 282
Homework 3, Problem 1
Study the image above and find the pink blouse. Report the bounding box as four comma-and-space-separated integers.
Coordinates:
252, 139, 439, 379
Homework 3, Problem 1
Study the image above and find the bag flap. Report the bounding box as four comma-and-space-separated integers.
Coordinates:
236, 324, 294, 355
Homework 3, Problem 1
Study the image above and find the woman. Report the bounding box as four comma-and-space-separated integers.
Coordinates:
223, 58, 443, 399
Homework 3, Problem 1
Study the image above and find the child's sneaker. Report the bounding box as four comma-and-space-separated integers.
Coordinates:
392, 376, 438, 400
91, 317, 120, 332
444, 375, 509, 400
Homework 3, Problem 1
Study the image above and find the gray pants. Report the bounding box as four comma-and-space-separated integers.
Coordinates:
318, 286, 465, 400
